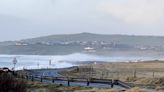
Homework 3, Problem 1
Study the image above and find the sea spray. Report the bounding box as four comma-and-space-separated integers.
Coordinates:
0, 53, 162, 70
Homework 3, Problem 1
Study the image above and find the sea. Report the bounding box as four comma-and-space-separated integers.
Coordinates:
0, 53, 164, 70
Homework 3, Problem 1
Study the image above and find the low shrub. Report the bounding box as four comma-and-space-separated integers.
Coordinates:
0, 72, 27, 92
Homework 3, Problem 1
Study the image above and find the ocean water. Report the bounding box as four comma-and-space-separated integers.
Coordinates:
0, 53, 163, 70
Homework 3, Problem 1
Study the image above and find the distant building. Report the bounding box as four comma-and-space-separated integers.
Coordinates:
15, 42, 28, 46
84, 47, 96, 52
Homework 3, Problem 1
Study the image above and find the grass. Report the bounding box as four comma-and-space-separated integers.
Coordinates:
73, 61, 164, 79
2, 62, 163, 92
26, 80, 161, 92
0, 72, 27, 92
125, 87, 147, 92
4, 61, 163, 92
27, 81, 93, 92
59, 61, 164, 91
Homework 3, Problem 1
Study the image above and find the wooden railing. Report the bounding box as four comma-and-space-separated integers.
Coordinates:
23, 75, 133, 89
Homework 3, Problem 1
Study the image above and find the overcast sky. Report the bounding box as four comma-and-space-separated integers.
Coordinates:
0, 0, 164, 41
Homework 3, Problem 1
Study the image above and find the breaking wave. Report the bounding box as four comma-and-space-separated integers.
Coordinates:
0, 53, 163, 70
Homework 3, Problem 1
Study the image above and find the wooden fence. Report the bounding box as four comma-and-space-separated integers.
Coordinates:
22, 75, 133, 89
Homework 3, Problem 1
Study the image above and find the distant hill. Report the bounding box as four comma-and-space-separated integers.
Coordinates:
20, 32, 164, 46
0, 32, 164, 55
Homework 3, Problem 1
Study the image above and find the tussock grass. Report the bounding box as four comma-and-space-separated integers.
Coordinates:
0, 72, 27, 92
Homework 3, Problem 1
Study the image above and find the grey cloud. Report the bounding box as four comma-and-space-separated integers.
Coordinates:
0, 0, 164, 41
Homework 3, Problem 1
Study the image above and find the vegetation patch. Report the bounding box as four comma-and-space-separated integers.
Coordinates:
0, 72, 27, 92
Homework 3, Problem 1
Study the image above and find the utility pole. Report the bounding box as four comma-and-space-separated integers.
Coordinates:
12, 57, 17, 70
49, 60, 52, 68
37, 62, 40, 69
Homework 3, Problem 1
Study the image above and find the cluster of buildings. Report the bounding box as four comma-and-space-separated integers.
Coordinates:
14, 41, 164, 51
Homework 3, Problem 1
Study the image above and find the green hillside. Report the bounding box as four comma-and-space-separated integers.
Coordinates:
21, 32, 164, 46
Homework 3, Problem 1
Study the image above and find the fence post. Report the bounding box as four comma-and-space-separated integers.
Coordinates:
87, 78, 90, 86
76, 66, 79, 72
111, 80, 114, 88
26, 75, 28, 80
52, 79, 55, 83
133, 69, 136, 78
114, 80, 118, 85
153, 72, 155, 78
67, 77, 70, 86
31, 75, 34, 81
40, 76, 43, 82
68, 80, 70, 86
117, 71, 119, 79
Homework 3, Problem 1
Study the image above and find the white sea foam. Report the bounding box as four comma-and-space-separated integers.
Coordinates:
0, 53, 163, 70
